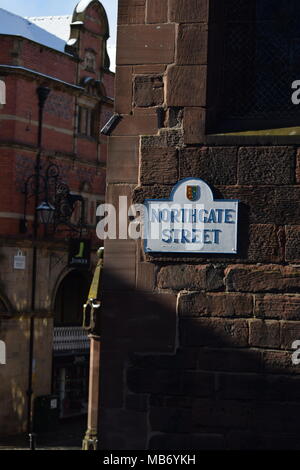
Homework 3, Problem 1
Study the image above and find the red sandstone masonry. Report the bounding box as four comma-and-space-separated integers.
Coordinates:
110, 113, 157, 136
134, 75, 164, 107
140, 147, 178, 184
183, 107, 206, 144
255, 294, 300, 320
249, 319, 281, 348
116, 24, 176, 65
176, 23, 208, 65
247, 225, 283, 264
118, 0, 146, 25
146, 0, 168, 24
263, 350, 297, 375
181, 318, 249, 348
101, 0, 300, 451
281, 322, 300, 350
225, 265, 300, 293
197, 348, 262, 373
133, 64, 167, 74
115, 66, 133, 114
178, 292, 254, 318
169, 0, 209, 23
166, 65, 207, 107
238, 147, 295, 185
285, 226, 300, 262
179, 147, 238, 185
157, 265, 224, 291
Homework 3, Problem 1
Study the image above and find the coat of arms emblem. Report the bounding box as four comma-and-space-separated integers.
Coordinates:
186, 185, 200, 202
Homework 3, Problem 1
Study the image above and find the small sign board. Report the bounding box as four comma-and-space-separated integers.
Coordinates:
144, 178, 239, 254
68, 239, 91, 269
14, 250, 26, 270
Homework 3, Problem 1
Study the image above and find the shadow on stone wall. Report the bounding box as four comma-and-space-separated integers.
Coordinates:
0, 315, 53, 439
99, 269, 300, 451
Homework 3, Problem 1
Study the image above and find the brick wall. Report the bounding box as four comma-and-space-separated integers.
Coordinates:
100, 0, 300, 450
0, 317, 53, 436
0, 1, 114, 436
0, 2, 114, 238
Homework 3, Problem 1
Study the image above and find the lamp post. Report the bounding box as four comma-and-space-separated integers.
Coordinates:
27, 86, 50, 449
20, 86, 85, 450
23, 87, 86, 450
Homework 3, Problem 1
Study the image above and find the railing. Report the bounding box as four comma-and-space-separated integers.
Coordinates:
53, 326, 90, 353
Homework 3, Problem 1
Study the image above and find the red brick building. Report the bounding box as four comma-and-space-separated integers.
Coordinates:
0, 0, 114, 435
99, 0, 300, 450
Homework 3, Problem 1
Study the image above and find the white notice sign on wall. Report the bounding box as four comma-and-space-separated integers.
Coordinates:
14, 250, 26, 270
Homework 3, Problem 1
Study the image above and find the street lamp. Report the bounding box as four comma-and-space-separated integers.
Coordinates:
21, 162, 85, 235
24, 86, 85, 450
36, 201, 55, 225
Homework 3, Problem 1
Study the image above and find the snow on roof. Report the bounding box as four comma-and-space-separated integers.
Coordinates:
27, 15, 72, 42
0, 8, 66, 53
76, 0, 95, 14
0, 7, 116, 71
29, 12, 116, 71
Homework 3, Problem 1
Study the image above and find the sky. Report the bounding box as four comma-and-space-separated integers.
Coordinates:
0, 0, 118, 69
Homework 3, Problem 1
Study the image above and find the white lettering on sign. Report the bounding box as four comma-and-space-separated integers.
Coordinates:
144, 178, 239, 254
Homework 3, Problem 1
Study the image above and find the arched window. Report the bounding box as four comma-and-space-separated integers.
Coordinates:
0, 80, 6, 105
54, 270, 90, 326
208, 0, 300, 133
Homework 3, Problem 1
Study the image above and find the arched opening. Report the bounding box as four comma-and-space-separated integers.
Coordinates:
52, 270, 91, 418
54, 270, 90, 326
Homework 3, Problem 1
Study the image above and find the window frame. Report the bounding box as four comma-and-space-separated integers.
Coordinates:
77, 104, 99, 140
205, 0, 300, 144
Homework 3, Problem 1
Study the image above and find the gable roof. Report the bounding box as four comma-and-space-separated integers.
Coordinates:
0, 6, 116, 71
0, 8, 66, 53
26, 15, 72, 43
28, 12, 116, 71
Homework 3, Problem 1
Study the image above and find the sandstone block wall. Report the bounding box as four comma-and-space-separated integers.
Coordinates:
101, 0, 300, 449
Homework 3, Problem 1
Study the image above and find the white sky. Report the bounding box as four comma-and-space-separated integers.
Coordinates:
0, 0, 118, 70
